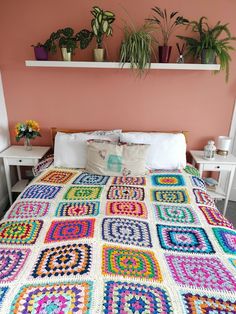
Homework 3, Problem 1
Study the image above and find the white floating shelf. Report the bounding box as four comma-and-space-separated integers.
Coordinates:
25, 60, 220, 71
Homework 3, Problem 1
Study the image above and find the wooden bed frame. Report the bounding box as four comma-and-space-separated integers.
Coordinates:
51, 128, 188, 147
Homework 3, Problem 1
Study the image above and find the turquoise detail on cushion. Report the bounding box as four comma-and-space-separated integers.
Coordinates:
107, 155, 122, 173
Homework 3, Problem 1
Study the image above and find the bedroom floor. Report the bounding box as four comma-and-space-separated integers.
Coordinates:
216, 200, 236, 227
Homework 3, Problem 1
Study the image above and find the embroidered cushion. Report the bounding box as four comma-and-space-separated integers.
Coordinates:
119, 132, 186, 170
86, 140, 149, 176
54, 130, 121, 168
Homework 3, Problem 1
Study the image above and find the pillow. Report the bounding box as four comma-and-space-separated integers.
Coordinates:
86, 140, 149, 176
54, 130, 121, 168
119, 132, 186, 170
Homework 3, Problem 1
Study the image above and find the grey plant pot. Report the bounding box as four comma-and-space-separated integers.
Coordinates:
201, 49, 216, 64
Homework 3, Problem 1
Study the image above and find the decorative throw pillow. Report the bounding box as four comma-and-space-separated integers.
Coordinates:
86, 140, 149, 176
54, 130, 121, 168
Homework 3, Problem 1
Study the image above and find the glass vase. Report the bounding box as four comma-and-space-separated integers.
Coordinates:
24, 138, 32, 151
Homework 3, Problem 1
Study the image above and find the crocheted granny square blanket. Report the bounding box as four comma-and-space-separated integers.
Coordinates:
0, 166, 235, 314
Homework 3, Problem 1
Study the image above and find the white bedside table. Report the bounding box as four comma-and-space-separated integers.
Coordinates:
0, 145, 50, 205
190, 150, 236, 216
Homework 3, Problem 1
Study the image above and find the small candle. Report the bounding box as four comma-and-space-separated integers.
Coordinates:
217, 136, 231, 151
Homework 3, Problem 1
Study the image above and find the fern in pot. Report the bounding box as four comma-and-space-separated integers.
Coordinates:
91, 6, 115, 61
178, 17, 236, 81
120, 24, 155, 75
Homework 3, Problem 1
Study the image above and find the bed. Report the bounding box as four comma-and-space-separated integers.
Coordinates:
0, 129, 235, 314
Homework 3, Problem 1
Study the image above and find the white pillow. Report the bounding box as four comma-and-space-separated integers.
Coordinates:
119, 132, 186, 170
54, 130, 121, 168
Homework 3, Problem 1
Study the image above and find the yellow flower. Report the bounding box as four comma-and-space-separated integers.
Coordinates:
26, 120, 40, 132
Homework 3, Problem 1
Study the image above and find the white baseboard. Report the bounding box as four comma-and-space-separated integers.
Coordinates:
0, 194, 9, 216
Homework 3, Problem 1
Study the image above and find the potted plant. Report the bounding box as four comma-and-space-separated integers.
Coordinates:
91, 6, 115, 61
32, 42, 49, 61
120, 24, 155, 75
177, 17, 235, 81
146, 6, 188, 63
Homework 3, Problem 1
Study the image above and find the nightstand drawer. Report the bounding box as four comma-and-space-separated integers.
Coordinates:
202, 164, 232, 171
7, 157, 37, 166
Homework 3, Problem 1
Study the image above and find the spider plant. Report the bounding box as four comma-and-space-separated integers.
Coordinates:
146, 6, 189, 46
120, 24, 155, 75
177, 17, 236, 81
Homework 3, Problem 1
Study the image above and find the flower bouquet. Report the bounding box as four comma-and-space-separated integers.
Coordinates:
15, 120, 41, 150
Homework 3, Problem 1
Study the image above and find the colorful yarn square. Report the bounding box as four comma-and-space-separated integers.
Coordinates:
112, 176, 146, 186
0, 220, 43, 245
103, 281, 173, 314
154, 204, 198, 224
73, 172, 109, 185
31, 243, 92, 278
181, 292, 236, 314
165, 254, 236, 292
213, 227, 236, 255
56, 201, 99, 217
151, 174, 185, 187
106, 201, 147, 218
64, 186, 102, 200
102, 218, 152, 248
102, 245, 162, 281
0, 248, 30, 282
193, 188, 215, 207
45, 219, 95, 243
10, 281, 92, 314
107, 185, 145, 201
184, 164, 200, 177
39, 170, 76, 184
21, 184, 62, 200
229, 258, 236, 269
199, 206, 234, 229
6, 201, 50, 219
151, 189, 190, 204
191, 176, 206, 190
157, 225, 215, 254
0, 287, 8, 309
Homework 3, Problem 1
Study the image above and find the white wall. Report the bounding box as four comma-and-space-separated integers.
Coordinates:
0, 72, 10, 212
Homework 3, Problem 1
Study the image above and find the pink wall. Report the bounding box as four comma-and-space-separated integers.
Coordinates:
1, 0, 236, 149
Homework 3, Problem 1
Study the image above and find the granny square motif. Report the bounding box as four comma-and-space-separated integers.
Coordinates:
154, 204, 199, 224
106, 201, 147, 218
199, 206, 234, 228
45, 219, 95, 243
181, 292, 236, 314
213, 227, 236, 255
107, 185, 145, 201
38, 170, 76, 184
193, 188, 215, 207
190, 176, 206, 190
102, 218, 152, 247
102, 245, 162, 281
0, 248, 30, 282
151, 189, 190, 204
10, 281, 92, 314
73, 172, 109, 185
0, 287, 8, 309
56, 201, 99, 217
151, 174, 185, 187
157, 225, 215, 254
6, 201, 50, 219
31, 243, 92, 278
64, 186, 103, 200
165, 254, 236, 292
184, 164, 200, 177
112, 176, 146, 186
103, 281, 173, 314
21, 184, 62, 200
229, 258, 236, 269
0, 220, 43, 245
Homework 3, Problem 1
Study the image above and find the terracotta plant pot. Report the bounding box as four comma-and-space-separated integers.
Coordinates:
94, 48, 105, 62
158, 46, 172, 63
34, 46, 48, 61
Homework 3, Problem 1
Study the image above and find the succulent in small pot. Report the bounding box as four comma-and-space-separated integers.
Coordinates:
32, 42, 49, 60
146, 6, 188, 63
120, 24, 155, 76
91, 6, 115, 61
177, 17, 236, 81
